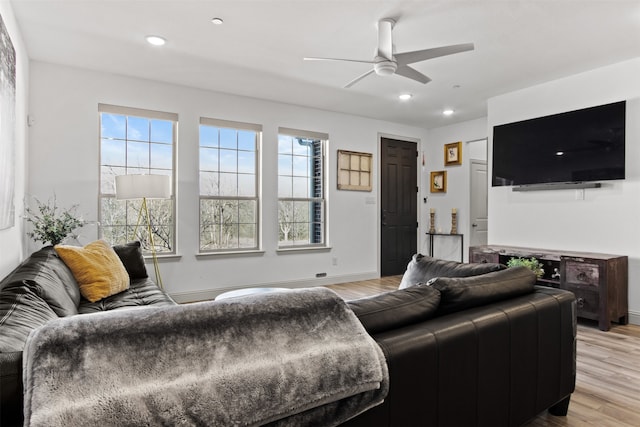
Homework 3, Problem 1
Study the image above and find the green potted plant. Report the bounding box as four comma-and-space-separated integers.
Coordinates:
25, 196, 86, 246
506, 256, 545, 279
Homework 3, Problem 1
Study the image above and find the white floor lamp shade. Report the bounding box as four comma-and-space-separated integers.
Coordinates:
115, 174, 171, 200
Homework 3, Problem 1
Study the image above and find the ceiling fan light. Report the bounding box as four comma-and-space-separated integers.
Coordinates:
374, 59, 397, 76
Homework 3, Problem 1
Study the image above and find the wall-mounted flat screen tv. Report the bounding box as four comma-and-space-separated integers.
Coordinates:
492, 101, 625, 187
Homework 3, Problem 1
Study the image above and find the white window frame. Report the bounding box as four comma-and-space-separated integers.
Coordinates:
277, 127, 327, 249
98, 103, 177, 254
198, 117, 262, 253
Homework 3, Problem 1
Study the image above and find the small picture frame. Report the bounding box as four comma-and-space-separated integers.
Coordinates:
430, 170, 447, 193
444, 141, 462, 166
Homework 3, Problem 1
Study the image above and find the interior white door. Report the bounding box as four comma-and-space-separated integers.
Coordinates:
470, 160, 488, 247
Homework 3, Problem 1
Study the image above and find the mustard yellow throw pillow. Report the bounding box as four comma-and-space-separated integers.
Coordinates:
54, 240, 130, 303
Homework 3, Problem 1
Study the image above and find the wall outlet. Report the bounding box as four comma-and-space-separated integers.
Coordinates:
332, 257, 338, 266
575, 189, 585, 200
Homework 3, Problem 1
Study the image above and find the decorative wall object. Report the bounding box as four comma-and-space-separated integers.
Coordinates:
0, 13, 16, 230
444, 141, 462, 166
337, 149, 372, 191
429, 208, 436, 233
451, 208, 458, 234
430, 170, 447, 193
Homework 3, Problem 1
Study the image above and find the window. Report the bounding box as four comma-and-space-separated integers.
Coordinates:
99, 104, 176, 253
199, 118, 260, 252
277, 127, 327, 248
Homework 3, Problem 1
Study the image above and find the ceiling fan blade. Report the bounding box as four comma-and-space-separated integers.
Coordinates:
395, 43, 475, 66
395, 65, 431, 84
377, 18, 395, 60
304, 57, 374, 64
344, 68, 376, 88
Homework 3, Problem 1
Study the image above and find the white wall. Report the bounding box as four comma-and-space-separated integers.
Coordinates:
0, 2, 29, 278
488, 57, 640, 324
27, 61, 428, 300
420, 117, 487, 261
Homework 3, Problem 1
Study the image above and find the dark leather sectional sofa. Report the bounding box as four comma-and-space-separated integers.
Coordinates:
1, 248, 576, 426
344, 255, 576, 426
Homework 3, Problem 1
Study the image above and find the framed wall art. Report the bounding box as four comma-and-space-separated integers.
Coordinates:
337, 149, 372, 191
444, 141, 462, 166
430, 170, 447, 193
0, 13, 16, 230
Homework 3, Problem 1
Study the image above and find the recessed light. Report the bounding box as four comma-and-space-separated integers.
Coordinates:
556, 151, 564, 156
211, 17, 224, 25
398, 93, 412, 101
442, 109, 454, 116
145, 35, 166, 46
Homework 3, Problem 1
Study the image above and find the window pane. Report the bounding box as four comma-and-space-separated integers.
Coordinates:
237, 151, 255, 174
238, 174, 256, 197
293, 139, 311, 156
220, 128, 237, 149
150, 143, 172, 169
278, 135, 292, 154
101, 113, 126, 139
278, 154, 292, 175
293, 223, 309, 245
101, 166, 125, 194
127, 117, 150, 141
292, 177, 310, 198
294, 201, 310, 223
127, 141, 150, 168
200, 171, 219, 196
278, 176, 293, 198
219, 172, 238, 196
219, 149, 238, 173
239, 224, 256, 248
278, 200, 294, 244
238, 200, 256, 223
292, 155, 309, 176
150, 120, 173, 143
238, 130, 256, 151
200, 126, 219, 148
200, 147, 219, 171
101, 138, 126, 166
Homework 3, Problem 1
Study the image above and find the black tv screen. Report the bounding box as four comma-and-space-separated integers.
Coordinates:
492, 101, 626, 187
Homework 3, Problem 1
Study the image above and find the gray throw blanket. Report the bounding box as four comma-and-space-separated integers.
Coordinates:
23, 287, 388, 427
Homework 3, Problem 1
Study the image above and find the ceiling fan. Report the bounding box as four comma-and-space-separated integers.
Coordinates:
304, 18, 474, 88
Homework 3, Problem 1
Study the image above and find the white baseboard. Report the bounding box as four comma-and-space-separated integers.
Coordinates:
628, 310, 640, 326
170, 271, 379, 304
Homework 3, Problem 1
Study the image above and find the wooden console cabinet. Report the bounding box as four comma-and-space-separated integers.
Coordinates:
469, 245, 628, 331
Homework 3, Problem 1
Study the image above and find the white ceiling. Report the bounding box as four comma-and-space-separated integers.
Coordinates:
10, 0, 640, 128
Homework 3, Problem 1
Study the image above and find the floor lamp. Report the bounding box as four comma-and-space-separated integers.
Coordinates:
115, 174, 171, 289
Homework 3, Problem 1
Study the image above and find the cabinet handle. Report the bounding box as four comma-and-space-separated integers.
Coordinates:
577, 297, 585, 308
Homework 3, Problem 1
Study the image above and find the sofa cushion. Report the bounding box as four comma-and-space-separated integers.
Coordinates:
113, 241, 148, 280
0, 247, 80, 317
78, 278, 176, 313
0, 283, 58, 352
54, 240, 130, 303
429, 266, 536, 315
399, 253, 506, 289
348, 284, 441, 334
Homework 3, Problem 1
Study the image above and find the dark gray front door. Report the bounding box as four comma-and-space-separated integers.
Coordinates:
380, 137, 417, 276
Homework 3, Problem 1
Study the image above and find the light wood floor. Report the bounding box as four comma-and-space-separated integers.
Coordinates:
325, 277, 640, 427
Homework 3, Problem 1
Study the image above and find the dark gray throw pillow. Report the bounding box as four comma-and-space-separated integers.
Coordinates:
348, 284, 441, 335
112, 241, 148, 280
399, 253, 506, 289
430, 266, 536, 315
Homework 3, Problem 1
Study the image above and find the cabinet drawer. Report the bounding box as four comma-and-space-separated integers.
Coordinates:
471, 252, 499, 264
564, 261, 599, 287
564, 285, 599, 319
